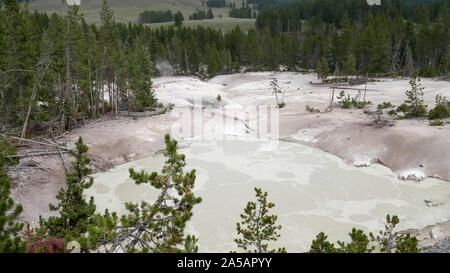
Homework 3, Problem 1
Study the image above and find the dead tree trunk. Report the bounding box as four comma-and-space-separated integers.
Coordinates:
21, 59, 51, 140
363, 72, 368, 103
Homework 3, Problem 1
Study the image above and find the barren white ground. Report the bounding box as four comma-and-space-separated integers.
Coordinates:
81, 72, 450, 252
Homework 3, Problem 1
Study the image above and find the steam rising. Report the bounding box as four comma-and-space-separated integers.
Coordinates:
156, 61, 175, 77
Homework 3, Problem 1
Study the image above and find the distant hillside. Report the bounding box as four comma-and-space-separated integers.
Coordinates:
26, 0, 247, 24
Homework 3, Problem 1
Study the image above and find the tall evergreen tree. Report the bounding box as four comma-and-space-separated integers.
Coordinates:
0, 137, 25, 253
344, 53, 357, 76
38, 137, 96, 238
316, 56, 330, 82
174, 11, 184, 28
397, 77, 427, 118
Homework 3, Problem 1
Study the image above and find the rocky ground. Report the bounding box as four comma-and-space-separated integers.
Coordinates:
9, 72, 450, 250
422, 237, 450, 253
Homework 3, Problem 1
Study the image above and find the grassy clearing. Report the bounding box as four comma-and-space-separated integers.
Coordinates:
28, 0, 246, 25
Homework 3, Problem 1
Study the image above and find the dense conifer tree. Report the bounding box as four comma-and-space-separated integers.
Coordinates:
0, 137, 25, 253
38, 137, 96, 238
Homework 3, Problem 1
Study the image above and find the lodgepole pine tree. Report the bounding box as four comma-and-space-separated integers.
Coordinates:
309, 232, 338, 253
308, 214, 419, 253
38, 137, 96, 238
174, 11, 184, 27
344, 53, 357, 76
0, 137, 25, 253
316, 56, 330, 82
127, 38, 158, 111
369, 214, 419, 253
84, 134, 202, 253
235, 188, 285, 253
397, 77, 427, 118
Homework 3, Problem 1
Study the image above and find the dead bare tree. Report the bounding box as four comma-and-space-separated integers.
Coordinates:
20, 57, 52, 140
270, 75, 285, 108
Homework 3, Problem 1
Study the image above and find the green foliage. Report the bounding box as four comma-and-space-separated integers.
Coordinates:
343, 53, 357, 76
270, 77, 285, 108
309, 214, 419, 253
277, 102, 286, 109
207, 45, 221, 77
397, 77, 428, 118
316, 56, 329, 82
306, 105, 320, 113
138, 10, 175, 24
235, 188, 285, 253
174, 11, 184, 27
309, 232, 337, 253
428, 95, 449, 120
183, 235, 199, 253
38, 137, 96, 238
337, 91, 352, 109
337, 228, 374, 253
378, 101, 393, 110
388, 109, 397, 116
3, 0, 450, 130
429, 120, 444, 126
0, 137, 25, 253
337, 91, 371, 109
369, 215, 419, 253
189, 8, 214, 20
124, 39, 158, 111
85, 134, 202, 253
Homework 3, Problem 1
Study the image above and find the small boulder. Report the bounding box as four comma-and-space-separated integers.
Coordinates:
66, 241, 81, 253
354, 161, 371, 167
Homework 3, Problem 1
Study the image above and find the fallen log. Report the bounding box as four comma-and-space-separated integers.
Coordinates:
8, 151, 69, 159
0, 134, 70, 151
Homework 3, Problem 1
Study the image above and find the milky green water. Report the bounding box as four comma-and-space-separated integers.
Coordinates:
86, 139, 450, 252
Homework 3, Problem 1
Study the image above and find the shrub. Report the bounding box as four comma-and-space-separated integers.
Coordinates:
429, 120, 444, 126
277, 102, 286, 109
337, 91, 371, 109
306, 105, 320, 113
397, 77, 427, 118
337, 91, 352, 109
378, 101, 393, 109
428, 95, 449, 120
418, 66, 437, 77
309, 214, 419, 253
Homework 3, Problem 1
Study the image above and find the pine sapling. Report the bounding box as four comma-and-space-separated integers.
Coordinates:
235, 187, 285, 253
38, 136, 96, 238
